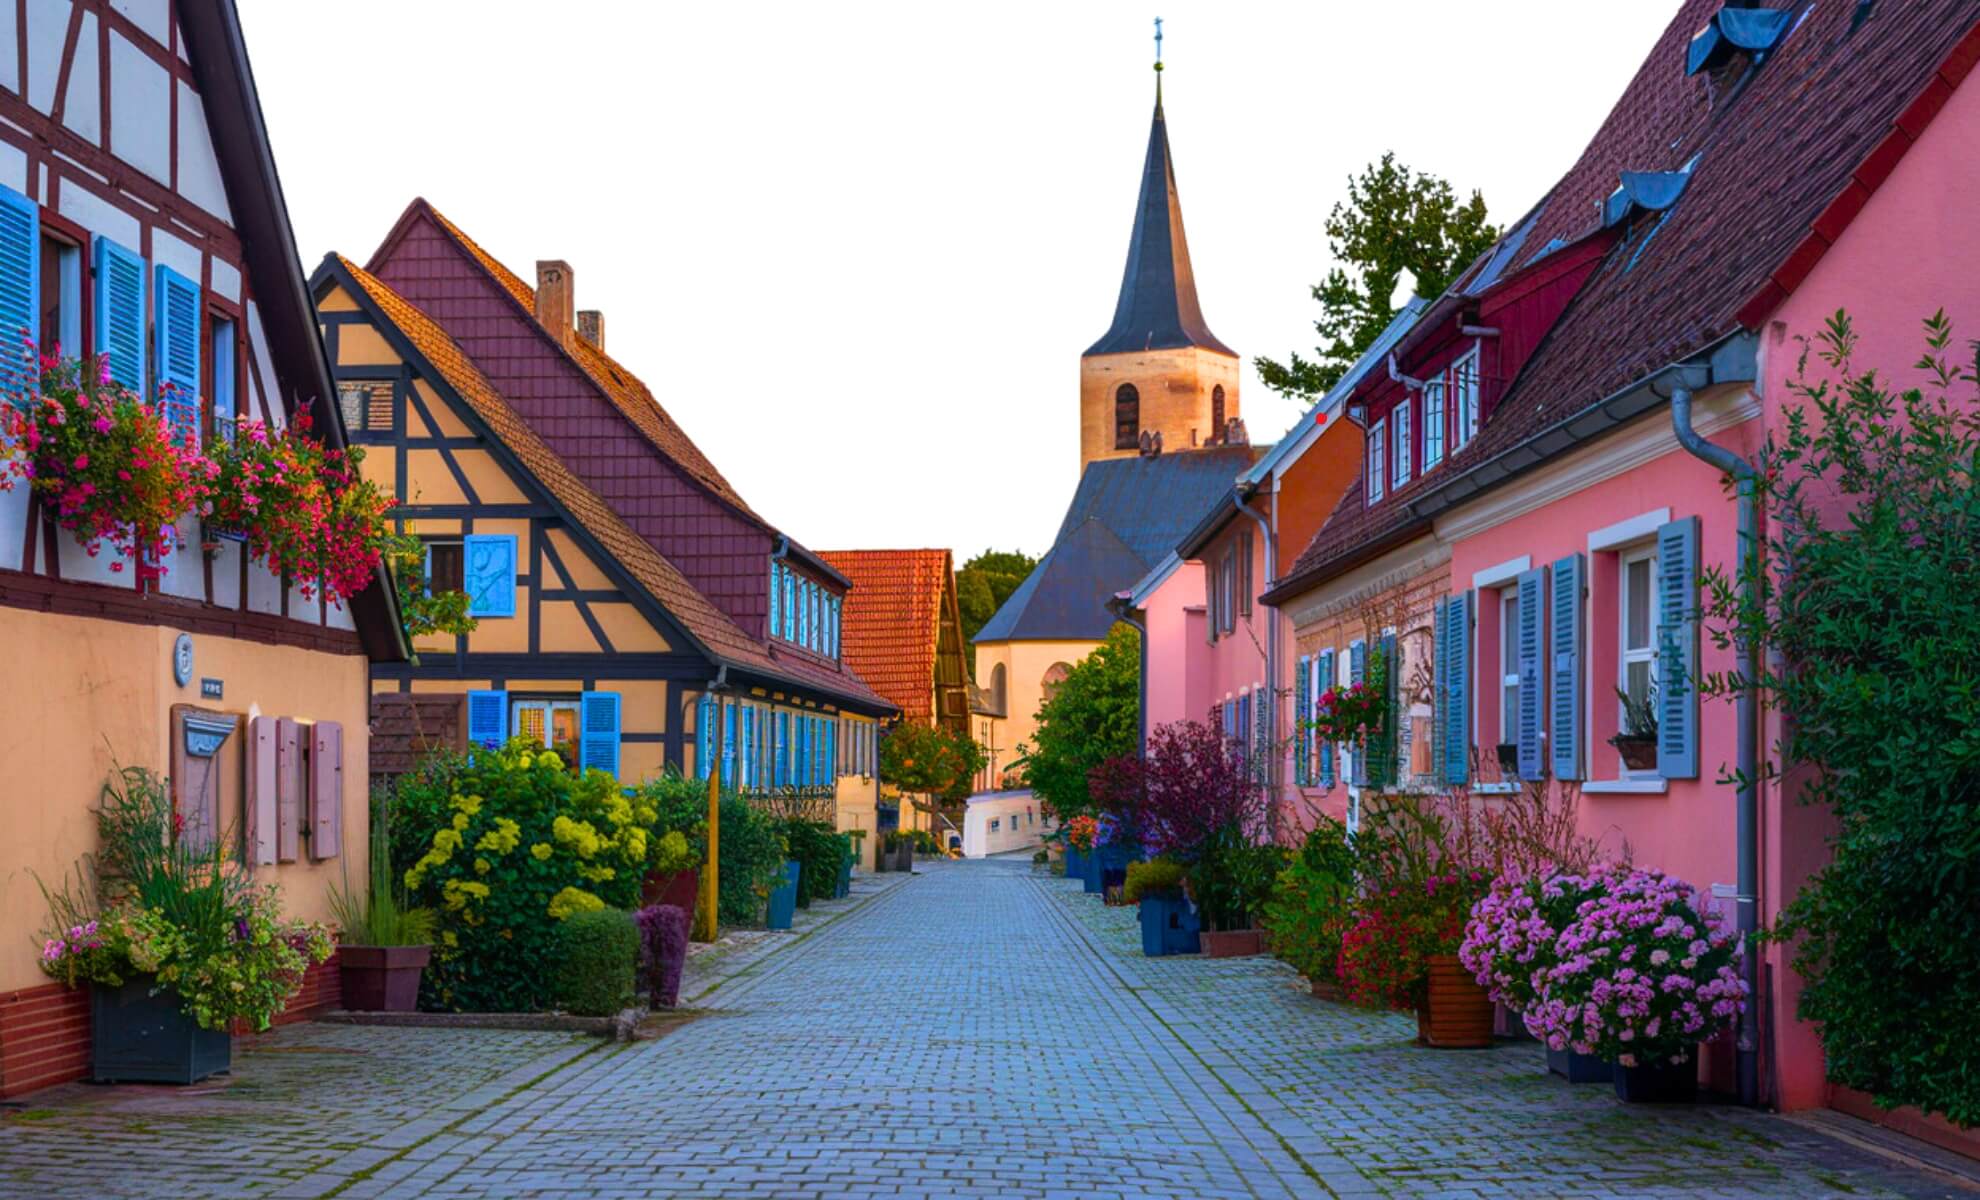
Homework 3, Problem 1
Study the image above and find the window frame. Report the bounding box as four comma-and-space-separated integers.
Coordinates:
1499, 587, 1520, 749
1618, 544, 1660, 777
1452, 348, 1481, 451
1422, 376, 1445, 469
423, 536, 466, 596
1366, 417, 1387, 502
510, 696, 581, 750
38, 222, 86, 363
1392, 397, 1412, 490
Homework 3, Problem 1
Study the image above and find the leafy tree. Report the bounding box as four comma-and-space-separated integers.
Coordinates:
1259, 153, 1497, 400
956, 549, 1038, 653
1020, 624, 1139, 820
880, 722, 988, 804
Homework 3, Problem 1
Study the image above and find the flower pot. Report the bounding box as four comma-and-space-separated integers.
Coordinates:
338, 944, 432, 1013
1097, 843, 1137, 893
1613, 1048, 1698, 1104
1062, 848, 1085, 880
766, 860, 801, 930
1308, 976, 1347, 1002
836, 859, 852, 899
1423, 954, 1494, 1048
1613, 736, 1658, 772
1546, 1045, 1614, 1084
91, 976, 231, 1085
642, 865, 700, 913
893, 844, 914, 873
1138, 894, 1199, 957
1080, 850, 1103, 895
1199, 929, 1263, 958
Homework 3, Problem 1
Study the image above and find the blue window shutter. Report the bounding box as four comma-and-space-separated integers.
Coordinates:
1317, 649, 1336, 788
0, 186, 38, 406
1293, 656, 1311, 786
466, 689, 507, 750
1433, 600, 1450, 785
1444, 593, 1473, 786
697, 696, 715, 780
1550, 555, 1585, 781
722, 702, 738, 787
1348, 640, 1367, 786
463, 534, 518, 617
783, 568, 795, 639
579, 690, 622, 779
92, 237, 145, 395
152, 264, 200, 444
826, 720, 837, 780
769, 562, 781, 638
797, 579, 809, 646
1377, 633, 1399, 788
738, 704, 753, 788
1656, 517, 1701, 779
1516, 568, 1546, 779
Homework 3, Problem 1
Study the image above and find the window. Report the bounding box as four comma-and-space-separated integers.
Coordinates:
512, 698, 580, 754
1220, 547, 1236, 633
1422, 378, 1445, 469
1366, 419, 1386, 502
990, 818, 1000, 833
338, 379, 394, 435
1452, 350, 1480, 451
424, 538, 465, 594
1042, 661, 1072, 702
1114, 383, 1140, 450
39, 232, 82, 359
1211, 384, 1226, 439
1500, 588, 1520, 750
1392, 400, 1412, 490
209, 313, 238, 445
1237, 530, 1253, 616
1620, 546, 1658, 768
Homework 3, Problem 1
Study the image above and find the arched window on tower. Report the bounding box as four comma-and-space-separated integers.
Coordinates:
1114, 384, 1140, 450
1212, 384, 1226, 441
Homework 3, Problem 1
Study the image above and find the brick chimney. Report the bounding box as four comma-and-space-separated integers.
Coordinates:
576, 309, 605, 350
535, 260, 574, 345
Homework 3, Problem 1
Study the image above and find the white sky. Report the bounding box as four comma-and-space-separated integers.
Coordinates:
240, 1, 1678, 562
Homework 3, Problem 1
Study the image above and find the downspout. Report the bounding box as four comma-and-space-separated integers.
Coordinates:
1234, 486, 1279, 839
1670, 384, 1761, 1110
1108, 592, 1149, 761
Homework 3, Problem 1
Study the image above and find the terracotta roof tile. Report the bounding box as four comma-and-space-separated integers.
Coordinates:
816, 549, 954, 724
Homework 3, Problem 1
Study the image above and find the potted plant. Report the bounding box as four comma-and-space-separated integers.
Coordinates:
1134, 720, 1273, 953
640, 829, 702, 915
1124, 859, 1197, 956
1064, 816, 1100, 894
765, 859, 801, 931
1525, 865, 1748, 1103
1462, 869, 1615, 1082
1609, 688, 1659, 771
39, 767, 332, 1084
1262, 818, 1357, 999
328, 817, 437, 1013
1338, 871, 1492, 1045
1188, 832, 1282, 957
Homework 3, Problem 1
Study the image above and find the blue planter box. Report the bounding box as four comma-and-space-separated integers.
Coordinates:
1546, 1045, 1613, 1084
1097, 844, 1139, 892
1063, 848, 1085, 881
835, 860, 852, 899
92, 977, 231, 1085
1138, 894, 1200, 956
766, 860, 801, 930
1081, 850, 1104, 894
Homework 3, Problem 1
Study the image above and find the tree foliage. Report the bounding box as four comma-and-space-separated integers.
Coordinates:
1699, 311, 1980, 1125
1021, 624, 1139, 820
879, 721, 988, 803
956, 548, 1038, 651
1258, 153, 1497, 400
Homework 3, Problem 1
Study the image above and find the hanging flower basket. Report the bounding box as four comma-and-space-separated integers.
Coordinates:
206, 414, 395, 604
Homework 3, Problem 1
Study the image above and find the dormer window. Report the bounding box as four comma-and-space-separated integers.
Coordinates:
1423, 377, 1446, 469
1452, 351, 1480, 451
1391, 400, 1412, 491
1366, 418, 1386, 503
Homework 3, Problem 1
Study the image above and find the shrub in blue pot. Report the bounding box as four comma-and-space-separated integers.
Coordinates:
1127, 860, 1198, 956
765, 860, 801, 930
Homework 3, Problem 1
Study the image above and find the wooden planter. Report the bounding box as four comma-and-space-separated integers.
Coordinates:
1199, 929, 1263, 958
91, 977, 230, 1085
338, 945, 432, 1012
1422, 954, 1494, 1048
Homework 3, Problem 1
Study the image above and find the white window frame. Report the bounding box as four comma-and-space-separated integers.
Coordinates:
1366, 418, 1386, 502
1618, 544, 1660, 778
1499, 587, 1520, 749
1422, 377, 1445, 468
1452, 348, 1481, 450
1392, 400, 1412, 490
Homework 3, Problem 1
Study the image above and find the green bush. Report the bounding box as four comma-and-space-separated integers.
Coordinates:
717, 794, 786, 927
1261, 818, 1357, 982
635, 772, 711, 863
781, 820, 845, 908
1188, 830, 1285, 933
1021, 624, 1139, 822
1122, 859, 1186, 905
551, 908, 638, 1017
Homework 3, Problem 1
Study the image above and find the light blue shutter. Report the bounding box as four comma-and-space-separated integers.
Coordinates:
825, 720, 837, 781
797, 579, 809, 647
1293, 656, 1311, 786
92, 237, 145, 394
153, 265, 200, 443
1348, 641, 1367, 786
1253, 686, 1270, 783
463, 534, 518, 617
769, 561, 781, 638
0, 186, 38, 406
1378, 633, 1399, 788
1443, 593, 1473, 786
722, 702, 738, 786
1516, 568, 1546, 780
1434, 598, 1452, 785
782, 567, 795, 640
697, 695, 715, 780
1550, 554, 1585, 781
1656, 517, 1701, 779
579, 690, 622, 779
466, 689, 507, 750
1317, 649, 1336, 787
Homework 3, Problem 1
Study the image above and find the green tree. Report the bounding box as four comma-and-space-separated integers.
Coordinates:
1020, 624, 1140, 820
880, 722, 989, 804
956, 549, 1039, 675
1259, 153, 1498, 400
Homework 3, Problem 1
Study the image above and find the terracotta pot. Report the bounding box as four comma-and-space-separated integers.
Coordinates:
1614, 736, 1658, 771
1422, 953, 1494, 1048
338, 944, 432, 1013
1199, 929, 1263, 958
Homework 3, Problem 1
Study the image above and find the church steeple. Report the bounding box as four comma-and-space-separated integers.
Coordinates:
1083, 60, 1232, 358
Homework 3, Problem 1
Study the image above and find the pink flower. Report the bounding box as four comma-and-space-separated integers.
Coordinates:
72, 454, 87, 470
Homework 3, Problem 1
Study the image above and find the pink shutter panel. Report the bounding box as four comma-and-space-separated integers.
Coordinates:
310, 721, 343, 860
275, 717, 302, 863
247, 716, 278, 866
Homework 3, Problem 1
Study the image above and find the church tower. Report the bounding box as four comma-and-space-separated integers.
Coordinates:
1079, 55, 1240, 473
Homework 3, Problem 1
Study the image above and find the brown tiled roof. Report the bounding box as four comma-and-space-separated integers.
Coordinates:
334, 257, 893, 714
815, 549, 954, 724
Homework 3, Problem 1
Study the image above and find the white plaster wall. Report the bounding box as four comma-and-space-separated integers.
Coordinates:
61, 10, 98, 143
175, 81, 229, 220
108, 30, 170, 185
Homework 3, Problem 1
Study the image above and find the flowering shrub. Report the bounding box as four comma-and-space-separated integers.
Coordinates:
1138, 719, 1265, 863
1261, 818, 1357, 984
1337, 870, 1489, 1010
207, 415, 394, 603
1308, 653, 1387, 745
1459, 869, 1611, 1015
1064, 815, 1099, 851
1521, 866, 1747, 1067
0, 354, 211, 572
393, 741, 665, 1011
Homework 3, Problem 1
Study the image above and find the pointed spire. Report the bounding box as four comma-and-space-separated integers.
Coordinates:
1084, 41, 1232, 359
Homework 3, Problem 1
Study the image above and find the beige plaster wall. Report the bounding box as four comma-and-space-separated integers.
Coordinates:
972, 637, 1104, 784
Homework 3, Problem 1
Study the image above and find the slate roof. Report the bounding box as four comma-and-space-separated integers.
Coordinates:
1084, 89, 1234, 358
1055, 445, 1260, 565
815, 549, 955, 725
973, 519, 1149, 644
324, 256, 894, 715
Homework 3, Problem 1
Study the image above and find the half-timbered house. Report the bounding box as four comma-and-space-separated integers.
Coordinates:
0, 1, 405, 1097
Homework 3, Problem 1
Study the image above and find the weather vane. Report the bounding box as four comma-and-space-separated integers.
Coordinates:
1154, 16, 1164, 71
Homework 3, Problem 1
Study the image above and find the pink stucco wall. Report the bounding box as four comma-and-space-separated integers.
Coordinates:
1138, 560, 1205, 735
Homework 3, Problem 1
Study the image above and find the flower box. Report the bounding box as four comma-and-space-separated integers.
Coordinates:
1613, 1047, 1698, 1104
1199, 929, 1263, 958
1423, 953, 1494, 1048
1613, 735, 1658, 772
91, 976, 231, 1085
766, 860, 801, 931
1138, 895, 1199, 957
1080, 850, 1104, 895
1546, 1046, 1613, 1084
338, 945, 431, 1013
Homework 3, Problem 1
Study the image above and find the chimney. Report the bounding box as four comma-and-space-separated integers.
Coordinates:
576, 310, 605, 350
535, 260, 574, 345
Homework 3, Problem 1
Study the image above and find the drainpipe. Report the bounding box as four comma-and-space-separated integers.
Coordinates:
1234, 486, 1279, 839
1107, 592, 1149, 760
1669, 384, 1761, 1110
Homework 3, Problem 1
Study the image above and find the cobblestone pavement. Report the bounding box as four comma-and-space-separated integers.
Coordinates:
0, 858, 1969, 1199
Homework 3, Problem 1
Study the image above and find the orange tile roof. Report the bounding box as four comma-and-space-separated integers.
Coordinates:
335, 257, 892, 713
816, 549, 954, 724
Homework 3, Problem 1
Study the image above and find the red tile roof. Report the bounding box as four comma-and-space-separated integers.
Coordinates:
816, 549, 955, 725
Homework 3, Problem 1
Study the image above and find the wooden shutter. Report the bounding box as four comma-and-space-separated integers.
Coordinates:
769, 561, 781, 638
1549, 554, 1585, 781
0, 185, 37, 405
466, 689, 507, 749
1516, 568, 1546, 780
247, 715, 278, 866
310, 720, 343, 860
580, 690, 622, 779
1239, 532, 1253, 616
1317, 649, 1336, 788
1443, 592, 1473, 786
153, 265, 201, 442
1656, 517, 1701, 778
1293, 656, 1311, 786
1376, 633, 1399, 788
696, 695, 715, 780
92, 237, 145, 394
1348, 640, 1367, 786
463, 534, 517, 617
275, 716, 302, 863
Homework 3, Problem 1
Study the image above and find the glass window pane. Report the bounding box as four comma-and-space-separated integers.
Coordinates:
550, 703, 580, 748
1502, 593, 1519, 674
514, 703, 546, 745
1626, 557, 1652, 649
1626, 660, 1652, 710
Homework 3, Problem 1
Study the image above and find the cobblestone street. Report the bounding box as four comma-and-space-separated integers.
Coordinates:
0, 860, 1969, 1200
